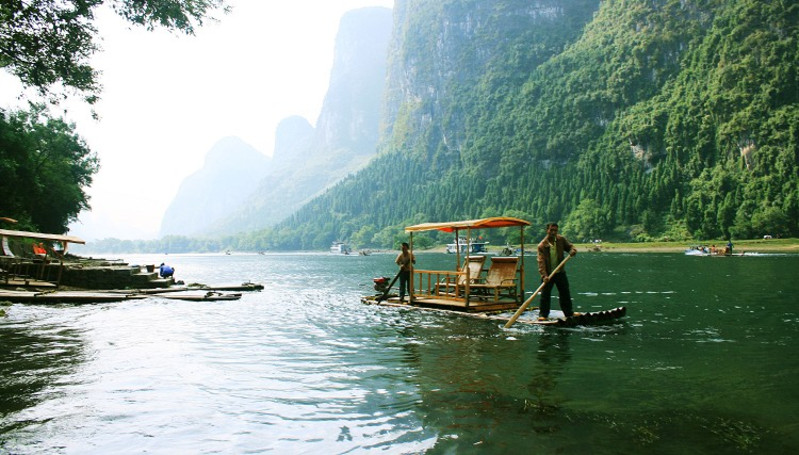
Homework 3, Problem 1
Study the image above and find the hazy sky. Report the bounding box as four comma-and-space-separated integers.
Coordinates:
0, 0, 394, 241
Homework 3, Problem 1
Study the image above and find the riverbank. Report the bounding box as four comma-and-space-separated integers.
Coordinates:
418, 238, 799, 254
579, 237, 799, 253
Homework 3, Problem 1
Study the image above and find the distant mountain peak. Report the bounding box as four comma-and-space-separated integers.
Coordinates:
158, 136, 271, 237
204, 136, 266, 168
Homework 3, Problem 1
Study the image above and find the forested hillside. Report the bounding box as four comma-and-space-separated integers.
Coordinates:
81, 0, 798, 254
245, 0, 796, 251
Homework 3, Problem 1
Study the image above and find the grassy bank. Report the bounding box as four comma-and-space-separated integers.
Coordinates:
419, 238, 799, 254
574, 237, 799, 253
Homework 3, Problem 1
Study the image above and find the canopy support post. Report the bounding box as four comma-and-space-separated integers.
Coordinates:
409, 232, 414, 303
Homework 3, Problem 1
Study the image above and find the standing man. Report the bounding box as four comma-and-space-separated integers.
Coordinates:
537, 223, 578, 321
395, 242, 416, 303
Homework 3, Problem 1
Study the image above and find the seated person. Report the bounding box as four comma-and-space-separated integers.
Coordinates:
32, 242, 48, 258
159, 263, 175, 278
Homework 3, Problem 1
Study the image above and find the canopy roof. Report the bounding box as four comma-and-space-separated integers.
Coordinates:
0, 229, 85, 244
405, 216, 531, 233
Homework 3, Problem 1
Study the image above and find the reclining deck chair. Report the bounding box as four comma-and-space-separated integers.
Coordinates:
469, 256, 520, 302
435, 255, 485, 298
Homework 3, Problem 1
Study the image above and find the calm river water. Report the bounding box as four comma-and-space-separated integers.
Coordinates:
1, 252, 798, 454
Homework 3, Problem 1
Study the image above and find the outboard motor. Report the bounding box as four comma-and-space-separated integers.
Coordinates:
373, 276, 391, 293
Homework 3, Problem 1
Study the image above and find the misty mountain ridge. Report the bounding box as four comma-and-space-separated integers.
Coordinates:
159, 136, 269, 237
159, 7, 393, 237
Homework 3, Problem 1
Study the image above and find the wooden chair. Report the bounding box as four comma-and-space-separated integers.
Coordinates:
435, 255, 486, 297
469, 256, 519, 302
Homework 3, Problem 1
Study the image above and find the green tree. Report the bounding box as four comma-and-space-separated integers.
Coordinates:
751, 205, 790, 237
0, 0, 229, 103
0, 105, 99, 232
563, 198, 610, 242
351, 224, 377, 248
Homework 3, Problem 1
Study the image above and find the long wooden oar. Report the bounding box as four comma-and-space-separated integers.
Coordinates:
504, 254, 573, 328
376, 271, 402, 302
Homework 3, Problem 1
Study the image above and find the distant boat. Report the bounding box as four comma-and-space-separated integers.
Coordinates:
501, 245, 524, 256
446, 237, 489, 254
330, 241, 351, 255
685, 245, 739, 256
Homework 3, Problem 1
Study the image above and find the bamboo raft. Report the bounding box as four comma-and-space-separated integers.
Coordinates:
153, 292, 242, 301
0, 282, 262, 304
365, 217, 629, 328
362, 295, 626, 327
488, 306, 627, 327
0, 290, 147, 303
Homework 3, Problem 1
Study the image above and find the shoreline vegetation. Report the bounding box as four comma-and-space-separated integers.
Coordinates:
71, 238, 799, 256
576, 238, 799, 253
417, 238, 799, 254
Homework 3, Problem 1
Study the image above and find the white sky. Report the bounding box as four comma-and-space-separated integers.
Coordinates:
0, 0, 394, 241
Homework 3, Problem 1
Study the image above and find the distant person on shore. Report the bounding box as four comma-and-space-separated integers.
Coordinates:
726, 240, 734, 255
159, 263, 175, 278
537, 223, 578, 321
395, 242, 416, 303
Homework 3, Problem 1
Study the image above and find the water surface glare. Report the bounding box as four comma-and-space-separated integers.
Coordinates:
1, 252, 798, 454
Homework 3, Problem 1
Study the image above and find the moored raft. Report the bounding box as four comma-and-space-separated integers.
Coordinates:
152, 291, 242, 301
1, 281, 262, 304
0, 290, 147, 304
107, 282, 265, 294
205, 282, 264, 291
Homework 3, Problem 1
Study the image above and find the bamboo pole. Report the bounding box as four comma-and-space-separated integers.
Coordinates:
409, 232, 414, 303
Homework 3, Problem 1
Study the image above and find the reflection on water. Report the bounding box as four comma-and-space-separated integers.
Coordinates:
1, 252, 798, 454
0, 308, 88, 433
528, 331, 571, 419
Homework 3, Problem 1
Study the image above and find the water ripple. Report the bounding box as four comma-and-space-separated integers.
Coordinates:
2, 253, 798, 454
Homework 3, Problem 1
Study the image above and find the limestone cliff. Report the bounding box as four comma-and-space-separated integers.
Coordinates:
207, 6, 393, 235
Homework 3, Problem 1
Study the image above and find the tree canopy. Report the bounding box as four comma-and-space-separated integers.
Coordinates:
1, 0, 228, 235
0, 105, 99, 233
0, 0, 229, 103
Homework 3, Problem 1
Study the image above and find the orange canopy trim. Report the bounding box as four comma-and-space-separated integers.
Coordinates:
405, 216, 531, 233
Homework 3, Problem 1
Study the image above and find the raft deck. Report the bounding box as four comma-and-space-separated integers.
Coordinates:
364, 294, 520, 313
362, 295, 627, 327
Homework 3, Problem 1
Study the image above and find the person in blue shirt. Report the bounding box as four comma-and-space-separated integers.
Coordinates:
159, 263, 175, 278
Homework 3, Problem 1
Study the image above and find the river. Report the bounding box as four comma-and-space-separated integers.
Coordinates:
1, 252, 797, 454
